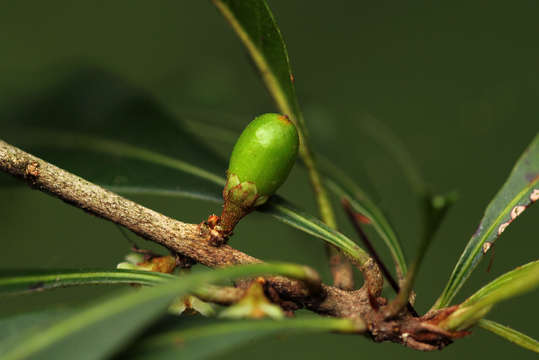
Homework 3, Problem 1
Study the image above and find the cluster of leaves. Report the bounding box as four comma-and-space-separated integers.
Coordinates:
0, 0, 538, 358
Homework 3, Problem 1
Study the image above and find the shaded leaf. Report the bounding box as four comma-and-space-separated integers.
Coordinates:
0, 68, 226, 201
0, 263, 318, 360
123, 316, 363, 360
0, 269, 174, 296
0, 311, 72, 352
435, 134, 539, 309
478, 319, 539, 354
440, 260, 539, 331
360, 114, 428, 196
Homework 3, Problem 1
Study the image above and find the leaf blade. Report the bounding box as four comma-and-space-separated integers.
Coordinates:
462, 260, 539, 307
440, 260, 539, 331
435, 134, 539, 309
262, 197, 369, 264
0, 269, 174, 296
212, 0, 302, 129
0, 263, 318, 360
478, 319, 539, 354
125, 316, 362, 360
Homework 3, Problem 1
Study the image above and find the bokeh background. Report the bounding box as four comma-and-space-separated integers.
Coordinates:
1, 1, 537, 359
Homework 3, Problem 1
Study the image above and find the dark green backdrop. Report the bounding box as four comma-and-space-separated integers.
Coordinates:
1, 1, 537, 359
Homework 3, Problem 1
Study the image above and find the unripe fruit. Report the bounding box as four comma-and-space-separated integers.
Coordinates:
215, 113, 299, 239
228, 113, 299, 198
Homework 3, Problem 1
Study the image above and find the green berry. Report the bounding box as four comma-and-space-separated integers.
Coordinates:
227, 113, 299, 198
215, 113, 299, 238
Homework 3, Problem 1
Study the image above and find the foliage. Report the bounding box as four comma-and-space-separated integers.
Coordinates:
0, 0, 537, 359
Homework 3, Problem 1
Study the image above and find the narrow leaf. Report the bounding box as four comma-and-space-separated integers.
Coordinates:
212, 0, 304, 131
262, 197, 370, 265
461, 260, 539, 308
0, 263, 317, 360
440, 260, 539, 331
124, 316, 363, 360
0, 269, 174, 296
361, 115, 459, 274
325, 175, 406, 276
386, 192, 457, 316
478, 319, 539, 354
0, 311, 72, 351
435, 134, 539, 309
0, 68, 227, 201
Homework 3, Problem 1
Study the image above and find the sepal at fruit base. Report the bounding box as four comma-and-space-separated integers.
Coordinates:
215, 173, 269, 237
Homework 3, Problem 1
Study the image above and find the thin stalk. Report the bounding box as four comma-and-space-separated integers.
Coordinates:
342, 199, 418, 317
386, 194, 453, 317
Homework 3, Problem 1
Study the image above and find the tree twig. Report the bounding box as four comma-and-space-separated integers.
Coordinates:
0, 140, 350, 315
0, 139, 463, 351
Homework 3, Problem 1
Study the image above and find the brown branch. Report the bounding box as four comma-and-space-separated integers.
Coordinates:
0, 140, 351, 314
0, 139, 465, 351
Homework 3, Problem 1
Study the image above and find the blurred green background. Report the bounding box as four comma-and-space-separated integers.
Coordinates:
0, 1, 537, 358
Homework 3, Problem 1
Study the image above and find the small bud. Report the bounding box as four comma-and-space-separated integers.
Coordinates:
116, 253, 176, 274
169, 295, 215, 317
216, 113, 299, 237
218, 281, 284, 320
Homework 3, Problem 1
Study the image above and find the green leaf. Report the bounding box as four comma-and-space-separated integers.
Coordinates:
434, 134, 539, 309
0, 263, 319, 360
0, 68, 227, 201
440, 260, 539, 331
385, 191, 458, 316
0, 69, 369, 265
262, 197, 369, 265
323, 173, 407, 276
478, 319, 539, 354
462, 260, 539, 307
212, 0, 304, 132
0, 269, 174, 296
0, 311, 72, 352
123, 316, 363, 360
